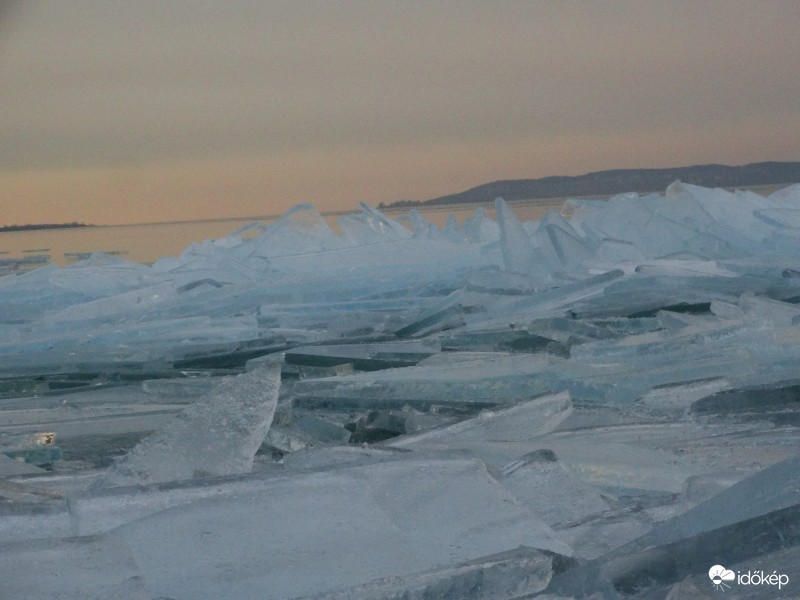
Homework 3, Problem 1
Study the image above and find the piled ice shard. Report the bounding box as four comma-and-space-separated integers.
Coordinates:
2, 182, 800, 598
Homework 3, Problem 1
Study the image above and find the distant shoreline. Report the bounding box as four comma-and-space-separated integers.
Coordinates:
0, 222, 92, 233
378, 161, 800, 209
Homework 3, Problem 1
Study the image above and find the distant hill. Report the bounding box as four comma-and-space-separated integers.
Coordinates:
382, 161, 800, 208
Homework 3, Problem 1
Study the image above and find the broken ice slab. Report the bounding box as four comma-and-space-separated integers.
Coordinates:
499, 449, 611, 529
536, 420, 730, 492
242, 203, 346, 258
535, 417, 800, 496
0, 314, 265, 378
573, 183, 792, 262
736, 292, 800, 325
93, 360, 282, 489
291, 353, 565, 413
397, 268, 624, 337
387, 392, 572, 459
348, 409, 449, 444
0, 255, 156, 324
562, 312, 800, 404
528, 437, 700, 495
618, 452, 800, 552
568, 270, 800, 319
439, 329, 568, 355
265, 236, 491, 288
0, 385, 184, 459
295, 546, 573, 600
280, 443, 412, 471
285, 338, 441, 371
564, 275, 732, 319
281, 361, 356, 380
0, 477, 65, 504
464, 269, 626, 331
462, 206, 500, 243
265, 410, 351, 453
442, 316, 656, 359
304, 311, 800, 413
543, 454, 800, 597
591, 237, 645, 264
498, 326, 792, 409
389, 392, 572, 447
548, 502, 800, 598
293, 328, 745, 412
655, 307, 717, 332
0, 490, 73, 542
71, 457, 570, 599
527, 316, 622, 346
538, 217, 594, 272
633, 378, 731, 417
140, 376, 220, 399
754, 206, 800, 229
0, 377, 50, 399
0, 453, 46, 477
0, 533, 151, 600
40, 280, 179, 323
260, 304, 424, 344
407, 208, 443, 240
690, 379, 800, 425
680, 468, 754, 505
156, 240, 265, 285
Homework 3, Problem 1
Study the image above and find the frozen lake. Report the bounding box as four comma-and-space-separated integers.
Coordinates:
2, 182, 799, 598
1, 197, 567, 267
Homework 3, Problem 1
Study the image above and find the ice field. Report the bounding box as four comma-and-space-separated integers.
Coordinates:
1, 181, 800, 598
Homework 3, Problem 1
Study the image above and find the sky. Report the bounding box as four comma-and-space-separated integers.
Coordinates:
1, 1, 799, 226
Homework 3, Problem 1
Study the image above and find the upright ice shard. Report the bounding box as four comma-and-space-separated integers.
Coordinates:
94, 359, 282, 488
495, 198, 551, 281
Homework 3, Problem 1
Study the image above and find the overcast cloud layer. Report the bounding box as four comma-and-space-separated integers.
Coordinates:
2, 1, 799, 225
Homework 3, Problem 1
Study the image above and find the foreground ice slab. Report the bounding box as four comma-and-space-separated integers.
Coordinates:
66, 457, 571, 599
94, 360, 282, 489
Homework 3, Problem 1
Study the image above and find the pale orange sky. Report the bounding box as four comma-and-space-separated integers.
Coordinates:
1, 1, 799, 226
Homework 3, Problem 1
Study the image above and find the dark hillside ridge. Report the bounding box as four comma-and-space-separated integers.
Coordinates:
383, 161, 800, 208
